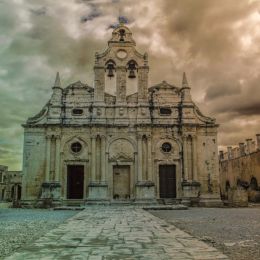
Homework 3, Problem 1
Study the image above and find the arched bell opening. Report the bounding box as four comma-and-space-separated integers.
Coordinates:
126, 60, 138, 96
105, 60, 117, 95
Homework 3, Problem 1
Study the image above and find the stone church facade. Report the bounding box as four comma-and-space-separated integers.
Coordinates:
21, 24, 221, 206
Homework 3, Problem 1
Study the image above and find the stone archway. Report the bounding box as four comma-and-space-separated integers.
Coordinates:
108, 138, 135, 200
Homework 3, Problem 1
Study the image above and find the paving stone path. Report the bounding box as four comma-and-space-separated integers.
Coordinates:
5, 206, 229, 260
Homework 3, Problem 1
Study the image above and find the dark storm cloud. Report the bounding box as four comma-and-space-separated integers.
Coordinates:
205, 83, 242, 101
30, 6, 47, 16
0, 0, 260, 169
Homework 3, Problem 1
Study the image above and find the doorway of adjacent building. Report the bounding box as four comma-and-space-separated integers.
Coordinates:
67, 165, 84, 199
159, 165, 176, 198
113, 165, 130, 200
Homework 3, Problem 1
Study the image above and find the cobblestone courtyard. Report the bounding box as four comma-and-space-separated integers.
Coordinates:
150, 207, 260, 260
4, 206, 228, 260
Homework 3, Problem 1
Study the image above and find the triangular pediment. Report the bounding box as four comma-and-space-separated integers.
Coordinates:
149, 81, 180, 92
64, 81, 93, 91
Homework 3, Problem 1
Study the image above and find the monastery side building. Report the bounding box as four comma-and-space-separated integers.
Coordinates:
219, 134, 260, 203
21, 24, 221, 206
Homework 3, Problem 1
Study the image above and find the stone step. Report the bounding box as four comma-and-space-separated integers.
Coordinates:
143, 204, 188, 210
157, 198, 182, 205
62, 199, 85, 207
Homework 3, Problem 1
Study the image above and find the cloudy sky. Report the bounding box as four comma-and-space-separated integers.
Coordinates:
0, 0, 260, 170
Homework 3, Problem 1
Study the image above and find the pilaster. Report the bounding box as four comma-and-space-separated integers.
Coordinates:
54, 136, 61, 182
192, 135, 198, 181
91, 135, 96, 182
183, 136, 188, 181
100, 135, 106, 183
137, 135, 143, 182
45, 135, 51, 182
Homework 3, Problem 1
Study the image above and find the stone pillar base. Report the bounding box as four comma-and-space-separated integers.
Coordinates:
87, 182, 108, 202
181, 181, 201, 206
41, 181, 61, 200
135, 181, 156, 204
37, 182, 62, 208
199, 193, 223, 207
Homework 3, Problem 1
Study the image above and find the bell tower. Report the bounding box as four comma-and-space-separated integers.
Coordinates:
93, 22, 151, 124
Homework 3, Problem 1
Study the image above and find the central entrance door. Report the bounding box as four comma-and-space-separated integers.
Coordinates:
113, 165, 130, 200
67, 165, 84, 199
159, 165, 176, 198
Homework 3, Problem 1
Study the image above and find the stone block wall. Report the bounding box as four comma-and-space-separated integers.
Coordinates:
219, 134, 260, 204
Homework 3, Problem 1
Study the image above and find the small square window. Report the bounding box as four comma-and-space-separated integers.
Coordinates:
72, 108, 83, 115
160, 108, 172, 115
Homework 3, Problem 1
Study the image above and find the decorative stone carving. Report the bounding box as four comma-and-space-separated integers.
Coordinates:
109, 139, 134, 162
21, 22, 221, 207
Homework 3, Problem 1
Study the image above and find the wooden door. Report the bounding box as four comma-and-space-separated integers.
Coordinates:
113, 165, 130, 200
159, 165, 176, 198
67, 165, 84, 199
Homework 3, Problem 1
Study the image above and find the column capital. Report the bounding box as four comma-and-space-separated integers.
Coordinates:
137, 134, 144, 140
147, 134, 152, 140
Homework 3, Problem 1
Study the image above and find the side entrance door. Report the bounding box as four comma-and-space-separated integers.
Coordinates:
67, 165, 84, 199
113, 165, 130, 200
159, 165, 176, 198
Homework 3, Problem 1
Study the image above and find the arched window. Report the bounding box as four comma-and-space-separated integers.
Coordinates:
11, 186, 15, 199
250, 177, 258, 191
17, 185, 22, 200
105, 60, 116, 78
225, 181, 230, 192
127, 60, 138, 78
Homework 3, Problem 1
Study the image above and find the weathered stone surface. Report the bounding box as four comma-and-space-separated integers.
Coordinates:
21, 24, 221, 206
0, 165, 22, 204
219, 134, 260, 205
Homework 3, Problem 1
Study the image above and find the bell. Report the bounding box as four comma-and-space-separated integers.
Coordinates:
108, 68, 114, 78
119, 29, 125, 42
128, 70, 136, 78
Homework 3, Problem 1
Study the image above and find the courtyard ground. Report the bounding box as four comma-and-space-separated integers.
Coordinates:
0, 208, 78, 259
3, 206, 228, 260
150, 207, 260, 260
1, 206, 259, 259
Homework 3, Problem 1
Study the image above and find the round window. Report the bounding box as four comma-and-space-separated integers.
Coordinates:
161, 142, 172, 153
71, 142, 82, 153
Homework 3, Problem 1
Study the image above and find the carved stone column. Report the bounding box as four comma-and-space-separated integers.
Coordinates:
54, 136, 61, 182
100, 135, 106, 182
147, 136, 153, 181
91, 136, 96, 182
45, 135, 51, 182
94, 66, 105, 102
137, 135, 143, 182
116, 66, 126, 103
192, 136, 198, 181
138, 66, 149, 102
183, 136, 188, 181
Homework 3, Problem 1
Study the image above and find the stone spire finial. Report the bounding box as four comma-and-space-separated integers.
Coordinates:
182, 72, 190, 89
53, 72, 61, 88
181, 72, 192, 103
